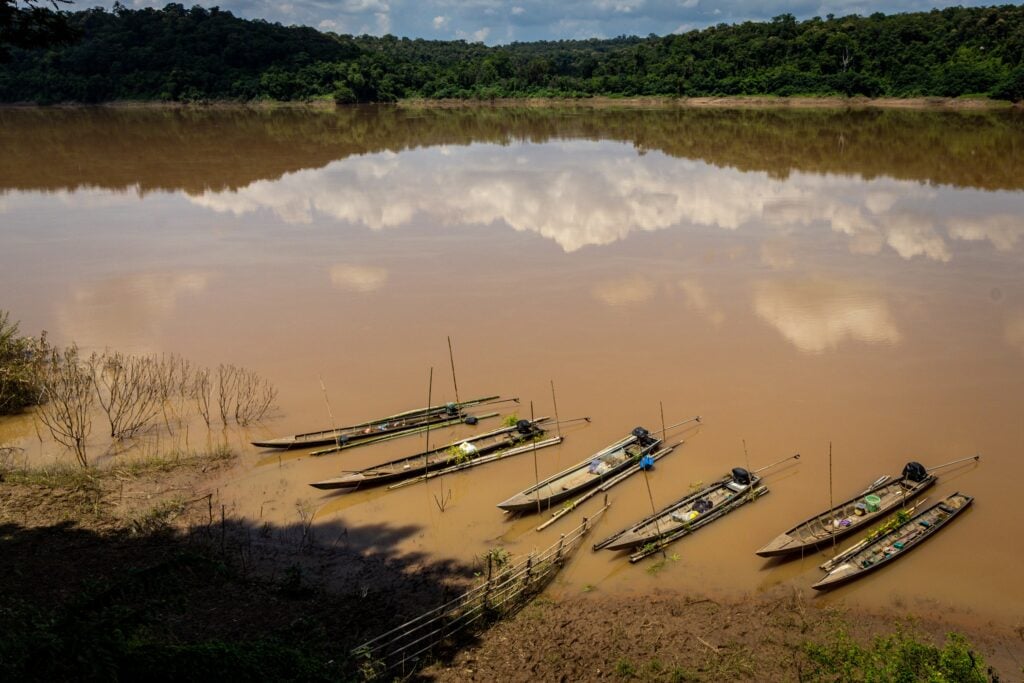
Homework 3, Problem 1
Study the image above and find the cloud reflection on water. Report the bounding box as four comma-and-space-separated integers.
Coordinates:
56, 271, 210, 354
329, 264, 390, 292
753, 278, 903, 354
182, 142, 1023, 265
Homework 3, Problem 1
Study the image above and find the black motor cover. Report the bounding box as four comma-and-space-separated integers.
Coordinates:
516, 419, 534, 435
731, 467, 751, 485
631, 426, 654, 446
902, 461, 927, 483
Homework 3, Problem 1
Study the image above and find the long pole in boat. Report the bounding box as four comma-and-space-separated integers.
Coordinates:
424, 367, 433, 477
550, 380, 562, 439
927, 453, 982, 472
751, 452, 801, 475
531, 400, 541, 515
319, 375, 341, 451
829, 442, 836, 552
660, 401, 667, 446
447, 336, 461, 408
645, 402, 667, 558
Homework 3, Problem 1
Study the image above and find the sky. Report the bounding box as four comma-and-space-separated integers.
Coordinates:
105, 0, 1005, 44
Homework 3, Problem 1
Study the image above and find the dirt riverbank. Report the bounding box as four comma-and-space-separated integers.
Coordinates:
1, 454, 1020, 680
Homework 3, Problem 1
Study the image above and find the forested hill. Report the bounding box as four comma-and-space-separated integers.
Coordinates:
2, 3, 1023, 104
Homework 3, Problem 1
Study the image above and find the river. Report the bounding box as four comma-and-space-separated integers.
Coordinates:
1, 104, 1022, 627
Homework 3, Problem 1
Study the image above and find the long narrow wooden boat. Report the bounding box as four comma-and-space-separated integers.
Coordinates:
496, 427, 661, 513
251, 395, 504, 449
812, 492, 973, 590
593, 467, 764, 553
755, 462, 937, 557
310, 418, 550, 491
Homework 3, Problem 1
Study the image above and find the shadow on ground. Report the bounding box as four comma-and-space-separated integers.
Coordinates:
0, 509, 481, 681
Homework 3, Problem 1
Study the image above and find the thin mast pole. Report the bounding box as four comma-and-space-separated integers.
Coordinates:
531, 400, 541, 515
550, 380, 562, 438
447, 336, 460, 407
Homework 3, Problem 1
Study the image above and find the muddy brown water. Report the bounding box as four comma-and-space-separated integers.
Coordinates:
1, 105, 1022, 628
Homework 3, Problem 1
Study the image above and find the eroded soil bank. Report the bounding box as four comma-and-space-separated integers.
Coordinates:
423, 589, 1023, 681
2, 456, 1021, 681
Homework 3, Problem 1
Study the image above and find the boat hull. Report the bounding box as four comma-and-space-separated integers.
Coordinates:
812, 492, 972, 590
755, 475, 936, 557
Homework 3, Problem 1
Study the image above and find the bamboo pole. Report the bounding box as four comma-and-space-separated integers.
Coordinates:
531, 400, 541, 515
927, 453, 982, 472
447, 336, 460, 407
550, 380, 562, 439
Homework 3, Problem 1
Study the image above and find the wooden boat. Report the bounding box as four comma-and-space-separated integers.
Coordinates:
593, 467, 764, 554
496, 427, 661, 513
755, 462, 937, 557
812, 492, 973, 590
251, 395, 504, 449
310, 419, 552, 491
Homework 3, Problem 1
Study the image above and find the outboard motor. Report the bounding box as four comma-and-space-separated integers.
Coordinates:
631, 426, 654, 447
902, 461, 927, 483
516, 419, 534, 435
731, 467, 752, 486
445, 402, 458, 416
463, 415, 479, 426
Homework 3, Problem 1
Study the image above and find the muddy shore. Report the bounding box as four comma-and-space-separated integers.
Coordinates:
1, 454, 1021, 680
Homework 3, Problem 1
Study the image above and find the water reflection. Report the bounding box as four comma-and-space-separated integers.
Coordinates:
56, 271, 210, 354
592, 275, 658, 306
753, 278, 902, 354
329, 264, 389, 292
171, 146, 1017, 262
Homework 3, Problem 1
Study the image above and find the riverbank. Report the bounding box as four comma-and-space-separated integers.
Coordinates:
1, 453, 1020, 680
1, 95, 1017, 110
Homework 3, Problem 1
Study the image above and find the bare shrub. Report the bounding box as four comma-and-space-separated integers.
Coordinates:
154, 353, 195, 433
191, 367, 212, 427
90, 351, 162, 440
233, 366, 277, 425
215, 364, 238, 426
36, 345, 94, 467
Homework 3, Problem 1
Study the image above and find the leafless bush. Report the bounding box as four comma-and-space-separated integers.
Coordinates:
91, 351, 162, 440
233, 367, 277, 425
154, 353, 195, 433
216, 364, 238, 426
191, 367, 212, 426
36, 345, 94, 467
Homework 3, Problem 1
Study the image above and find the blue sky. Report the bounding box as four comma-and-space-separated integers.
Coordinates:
112, 0, 1005, 44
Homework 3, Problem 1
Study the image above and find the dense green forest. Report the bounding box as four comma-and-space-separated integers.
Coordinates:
1, 2, 1023, 103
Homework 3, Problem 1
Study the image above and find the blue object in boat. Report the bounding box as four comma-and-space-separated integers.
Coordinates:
639, 455, 655, 470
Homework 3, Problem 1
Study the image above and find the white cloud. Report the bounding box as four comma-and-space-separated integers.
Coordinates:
511, 5, 525, 15
753, 278, 902, 354
592, 275, 657, 306
184, 142, 1020, 263
1005, 311, 1024, 356
329, 264, 389, 292
473, 26, 491, 41
432, 15, 449, 28
56, 271, 210, 355
947, 214, 1024, 252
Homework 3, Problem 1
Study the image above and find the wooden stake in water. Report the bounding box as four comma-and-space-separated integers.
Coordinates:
829, 442, 836, 552
424, 367, 433, 476
550, 380, 562, 439
531, 400, 541, 515
319, 374, 341, 450
447, 336, 460, 407
660, 401, 667, 445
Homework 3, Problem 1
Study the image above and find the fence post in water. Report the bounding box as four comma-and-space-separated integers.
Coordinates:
583, 516, 589, 533
525, 553, 534, 587
556, 534, 565, 563
483, 552, 493, 610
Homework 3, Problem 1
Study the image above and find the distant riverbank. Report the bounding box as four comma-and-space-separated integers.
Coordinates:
1, 95, 1018, 110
